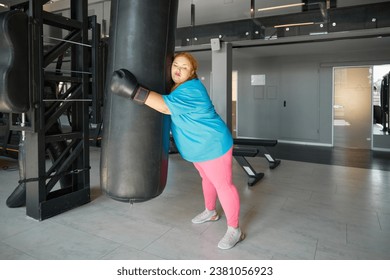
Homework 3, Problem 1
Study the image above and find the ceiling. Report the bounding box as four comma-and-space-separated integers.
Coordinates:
176, 0, 389, 26
1, 1, 389, 22
1, 0, 389, 60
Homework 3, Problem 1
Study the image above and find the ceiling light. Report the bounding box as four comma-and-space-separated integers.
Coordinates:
274, 22, 315, 28
0, 3, 9, 8
258, 3, 304, 12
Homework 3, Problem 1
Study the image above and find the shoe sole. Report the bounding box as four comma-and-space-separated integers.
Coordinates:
192, 214, 220, 224
218, 232, 245, 250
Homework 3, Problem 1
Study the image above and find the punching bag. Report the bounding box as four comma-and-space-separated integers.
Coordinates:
0, 10, 29, 113
100, 0, 178, 202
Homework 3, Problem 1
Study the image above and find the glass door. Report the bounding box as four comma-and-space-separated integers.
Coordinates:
333, 67, 372, 149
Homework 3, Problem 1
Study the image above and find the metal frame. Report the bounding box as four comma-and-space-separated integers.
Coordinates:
176, 2, 390, 45
88, 15, 103, 126
88, 15, 104, 146
233, 139, 281, 186
9, 0, 91, 220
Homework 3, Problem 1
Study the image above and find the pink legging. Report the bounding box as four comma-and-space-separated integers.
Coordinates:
193, 147, 240, 228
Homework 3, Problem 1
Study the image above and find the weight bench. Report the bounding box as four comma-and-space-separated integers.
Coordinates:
233, 138, 281, 186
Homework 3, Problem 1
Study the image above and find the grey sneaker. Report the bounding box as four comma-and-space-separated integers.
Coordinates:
218, 226, 245, 250
191, 209, 220, 224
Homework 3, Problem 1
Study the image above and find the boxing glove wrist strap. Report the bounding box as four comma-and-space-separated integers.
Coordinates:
133, 86, 150, 104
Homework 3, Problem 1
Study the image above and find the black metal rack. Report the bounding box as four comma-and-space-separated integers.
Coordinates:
9, 0, 92, 220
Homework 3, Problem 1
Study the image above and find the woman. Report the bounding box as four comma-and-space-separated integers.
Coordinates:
110, 52, 244, 250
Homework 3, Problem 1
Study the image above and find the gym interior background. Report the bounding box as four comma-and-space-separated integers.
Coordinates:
0, 0, 390, 260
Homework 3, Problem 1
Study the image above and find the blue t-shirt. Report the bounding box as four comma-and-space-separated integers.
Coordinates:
163, 79, 233, 162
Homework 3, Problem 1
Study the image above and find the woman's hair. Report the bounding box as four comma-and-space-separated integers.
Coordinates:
173, 52, 198, 80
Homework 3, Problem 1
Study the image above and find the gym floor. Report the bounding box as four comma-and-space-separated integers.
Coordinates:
0, 145, 389, 260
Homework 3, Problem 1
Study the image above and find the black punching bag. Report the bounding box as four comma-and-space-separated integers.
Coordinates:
0, 10, 29, 113
100, 0, 178, 202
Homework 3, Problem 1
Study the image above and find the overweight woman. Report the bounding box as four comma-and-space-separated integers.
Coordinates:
110, 52, 244, 250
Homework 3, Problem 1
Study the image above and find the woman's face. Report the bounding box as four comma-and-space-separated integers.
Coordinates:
171, 56, 194, 85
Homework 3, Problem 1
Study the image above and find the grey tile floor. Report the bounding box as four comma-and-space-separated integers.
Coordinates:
0, 146, 389, 260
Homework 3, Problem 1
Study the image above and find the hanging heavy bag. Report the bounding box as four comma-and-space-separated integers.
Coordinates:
0, 10, 29, 113
100, 0, 178, 202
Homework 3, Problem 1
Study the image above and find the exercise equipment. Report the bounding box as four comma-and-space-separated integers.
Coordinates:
233, 138, 281, 186
380, 72, 389, 132
5, 1, 92, 221
100, 0, 178, 202
0, 10, 29, 113
6, 82, 73, 208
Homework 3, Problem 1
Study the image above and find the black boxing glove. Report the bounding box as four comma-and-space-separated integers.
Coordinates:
110, 69, 150, 104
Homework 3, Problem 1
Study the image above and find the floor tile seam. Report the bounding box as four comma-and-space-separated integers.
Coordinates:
284, 196, 382, 219
324, 183, 390, 197
314, 241, 389, 260
280, 197, 290, 212
239, 204, 257, 232
376, 211, 382, 231
313, 239, 319, 260
280, 202, 380, 229
0, 219, 43, 244
256, 182, 315, 194
59, 227, 152, 260
345, 223, 390, 254
304, 198, 387, 217
251, 190, 312, 204
0, 240, 36, 260
348, 217, 390, 234
257, 210, 345, 244
96, 243, 130, 260
334, 181, 390, 192
138, 226, 174, 252
342, 241, 390, 257
48, 219, 131, 250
